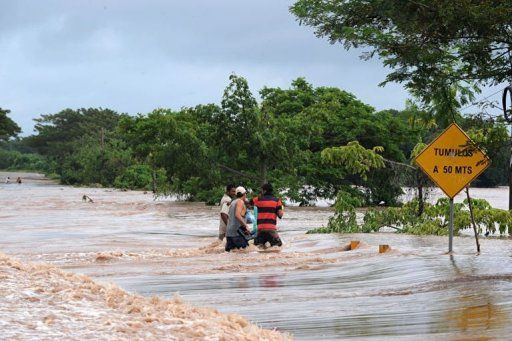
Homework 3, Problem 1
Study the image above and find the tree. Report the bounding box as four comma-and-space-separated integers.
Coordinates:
60, 135, 133, 186
23, 108, 121, 184
321, 141, 385, 179
26, 108, 121, 157
118, 108, 215, 199
290, 85, 410, 204
0, 108, 21, 142
211, 74, 302, 186
463, 114, 509, 186
290, 0, 512, 210
308, 141, 386, 233
18, 74, 428, 205
290, 1, 512, 107
211, 74, 261, 180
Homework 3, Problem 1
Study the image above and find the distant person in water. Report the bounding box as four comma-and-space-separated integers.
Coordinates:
219, 184, 236, 240
250, 183, 283, 248
5, 176, 10, 184
16, 177, 22, 184
225, 186, 251, 252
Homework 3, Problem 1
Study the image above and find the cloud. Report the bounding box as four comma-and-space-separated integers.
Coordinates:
0, 0, 408, 135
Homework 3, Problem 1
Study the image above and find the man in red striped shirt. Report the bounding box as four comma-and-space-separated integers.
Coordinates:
251, 183, 283, 248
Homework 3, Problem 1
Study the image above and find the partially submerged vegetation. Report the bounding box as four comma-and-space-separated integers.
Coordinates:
1, 76, 508, 207
309, 195, 512, 237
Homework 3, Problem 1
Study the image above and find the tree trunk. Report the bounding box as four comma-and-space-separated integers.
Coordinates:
466, 187, 481, 253
417, 184, 424, 216
260, 161, 267, 185
152, 168, 157, 194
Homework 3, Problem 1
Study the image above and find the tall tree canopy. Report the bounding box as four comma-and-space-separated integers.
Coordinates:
16, 74, 506, 203
26, 108, 122, 158
0, 108, 21, 142
290, 1, 512, 103
113, 75, 412, 203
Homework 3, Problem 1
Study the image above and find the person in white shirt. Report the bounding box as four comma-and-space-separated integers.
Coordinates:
219, 184, 236, 240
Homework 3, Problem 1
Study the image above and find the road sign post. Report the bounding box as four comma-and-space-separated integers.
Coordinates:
449, 198, 454, 253
415, 123, 490, 253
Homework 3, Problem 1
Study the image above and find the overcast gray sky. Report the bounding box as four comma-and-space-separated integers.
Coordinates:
0, 0, 409, 135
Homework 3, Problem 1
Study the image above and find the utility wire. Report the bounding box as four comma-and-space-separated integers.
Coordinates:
460, 88, 504, 112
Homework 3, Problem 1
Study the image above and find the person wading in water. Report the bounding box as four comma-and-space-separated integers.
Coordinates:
251, 183, 284, 249
218, 184, 236, 240
225, 186, 251, 252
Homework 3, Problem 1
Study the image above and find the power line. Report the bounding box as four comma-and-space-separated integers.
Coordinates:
460, 88, 504, 112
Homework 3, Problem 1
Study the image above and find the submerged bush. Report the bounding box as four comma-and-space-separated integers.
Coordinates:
171, 176, 225, 205
114, 164, 168, 191
309, 196, 512, 236
307, 190, 363, 234
0, 148, 50, 172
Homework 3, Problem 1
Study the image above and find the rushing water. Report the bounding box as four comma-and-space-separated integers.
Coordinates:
1, 172, 511, 340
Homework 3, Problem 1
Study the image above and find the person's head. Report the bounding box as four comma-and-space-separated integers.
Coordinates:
261, 183, 273, 195
235, 186, 247, 198
226, 184, 236, 198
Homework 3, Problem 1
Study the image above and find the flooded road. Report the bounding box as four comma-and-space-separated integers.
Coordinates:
1, 172, 511, 339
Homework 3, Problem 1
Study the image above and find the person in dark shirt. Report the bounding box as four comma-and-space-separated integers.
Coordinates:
225, 186, 251, 252
250, 183, 284, 248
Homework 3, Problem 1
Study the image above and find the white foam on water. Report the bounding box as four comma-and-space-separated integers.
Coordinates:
0, 252, 289, 340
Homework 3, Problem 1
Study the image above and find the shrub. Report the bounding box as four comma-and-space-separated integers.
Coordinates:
309, 195, 512, 236
114, 164, 167, 191
0, 148, 50, 172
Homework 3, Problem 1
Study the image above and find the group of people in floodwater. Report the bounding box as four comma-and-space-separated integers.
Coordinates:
218, 183, 284, 252
4, 176, 22, 184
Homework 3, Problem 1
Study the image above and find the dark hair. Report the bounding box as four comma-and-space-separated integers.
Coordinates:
261, 183, 273, 194
226, 184, 235, 191
236, 192, 245, 198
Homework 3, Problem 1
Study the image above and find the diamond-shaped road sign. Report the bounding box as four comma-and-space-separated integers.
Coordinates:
415, 123, 490, 198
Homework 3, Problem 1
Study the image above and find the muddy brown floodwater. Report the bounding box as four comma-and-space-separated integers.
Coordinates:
1, 171, 511, 340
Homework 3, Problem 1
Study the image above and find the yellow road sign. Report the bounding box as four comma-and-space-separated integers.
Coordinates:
415, 123, 490, 198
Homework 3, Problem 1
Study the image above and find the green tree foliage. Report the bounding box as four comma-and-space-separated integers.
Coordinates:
0, 149, 49, 172
114, 164, 168, 191
463, 115, 509, 187
290, 0, 512, 97
37, 77, 434, 204
408, 142, 431, 216
321, 141, 384, 180
112, 75, 408, 204
259, 79, 414, 204
211, 74, 263, 181
308, 190, 363, 234
0, 108, 21, 142
59, 136, 133, 186
117, 108, 212, 198
22, 74, 502, 208
25, 108, 123, 173
19, 107, 141, 187
212, 74, 301, 186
